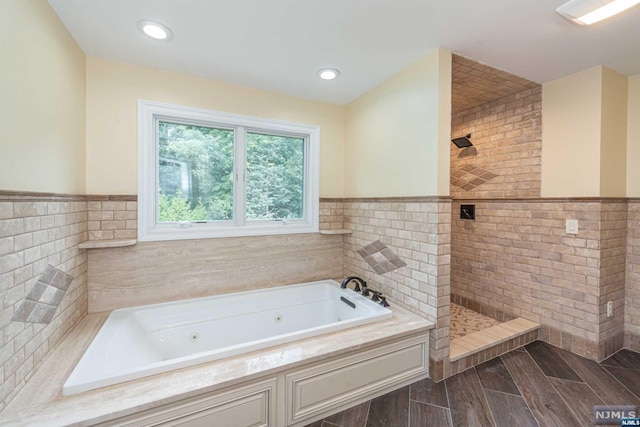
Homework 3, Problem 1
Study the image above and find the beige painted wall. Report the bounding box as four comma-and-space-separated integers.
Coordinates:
0, 0, 86, 194
600, 67, 628, 197
541, 66, 603, 197
628, 74, 640, 197
86, 57, 346, 197
345, 49, 451, 197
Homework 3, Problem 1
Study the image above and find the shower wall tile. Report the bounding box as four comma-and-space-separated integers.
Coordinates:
342, 198, 451, 380
0, 193, 88, 410
450, 86, 542, 199
625, 200, 640, 351
450, 198, 627, 362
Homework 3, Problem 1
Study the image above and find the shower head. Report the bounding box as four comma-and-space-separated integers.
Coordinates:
451, 134, 473, 148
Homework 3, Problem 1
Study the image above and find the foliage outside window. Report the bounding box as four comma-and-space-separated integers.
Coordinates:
138, 100, 319, 241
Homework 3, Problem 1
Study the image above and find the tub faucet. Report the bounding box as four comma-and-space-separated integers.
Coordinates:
341, 276, 366, 292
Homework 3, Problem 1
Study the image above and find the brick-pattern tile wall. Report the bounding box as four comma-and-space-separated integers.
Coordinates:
319, 199, 344, 230
87, 197, 137, 241
451, 199, 627, 361
626, 200, 640, 351
0, 195, 88, 410
599, 202, 627, 359
450, 87, 542, 199
342, 198, 452, 380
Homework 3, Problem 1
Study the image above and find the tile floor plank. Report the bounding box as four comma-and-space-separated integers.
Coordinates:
409, 401, 453, 427
309, 345, 640, 427
548, 377, 606, 427
409, 377, 449, 408
602, 352, 636, 369
476, 357, 521, 396
554, 346, 640, 406
603, 350, 640, 371
615, 350, 640, 370
604, 366, 640, 400
365, 386, 409, 427
483, 390, 538, 427
525, 341, 582, 381
446, 368, 495, 427
502, 351, 582, 427
325, 401, 370, 427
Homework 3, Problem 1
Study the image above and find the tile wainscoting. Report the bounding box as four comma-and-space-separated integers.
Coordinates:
0, 192, 88, 410
339, 197, 452, 380
626, 199, 640, 351
451, 198, 628, 362
2, 190, 639, 413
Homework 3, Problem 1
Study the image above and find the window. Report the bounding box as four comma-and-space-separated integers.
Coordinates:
138, 100, 319, 241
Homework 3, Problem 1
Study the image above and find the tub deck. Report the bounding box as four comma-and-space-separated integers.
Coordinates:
1, 305, 433, 426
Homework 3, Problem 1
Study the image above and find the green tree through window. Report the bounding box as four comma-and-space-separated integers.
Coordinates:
158, 122, 304, 223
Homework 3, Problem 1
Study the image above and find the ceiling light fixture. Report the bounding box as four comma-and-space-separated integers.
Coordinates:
318, 68, 340, 80
137, 20, 173, 41
556, 0, 640, 26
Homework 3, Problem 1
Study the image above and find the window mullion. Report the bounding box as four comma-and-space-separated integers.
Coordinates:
235, 126, 246, 226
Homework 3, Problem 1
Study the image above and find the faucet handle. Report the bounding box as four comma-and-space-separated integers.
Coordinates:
379, 296, 390, 307
361, 285, 370, 296
370, 290, 381, 302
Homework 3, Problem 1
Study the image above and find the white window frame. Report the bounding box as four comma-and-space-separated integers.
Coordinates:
138, 100, 319, 242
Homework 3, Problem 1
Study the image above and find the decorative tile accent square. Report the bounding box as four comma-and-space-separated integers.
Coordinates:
12, 265, 73, 324
357, 240, 406, 274
451, 164, 499, 191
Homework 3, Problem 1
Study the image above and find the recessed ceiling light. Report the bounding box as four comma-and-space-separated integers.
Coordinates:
318, 68, 340, 80
557, 0, 640, 26
137, 20, 173, 41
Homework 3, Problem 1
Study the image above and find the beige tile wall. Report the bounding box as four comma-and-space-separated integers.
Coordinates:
626, 200, 640, 351
341, 198, 452, 380
87, 197, 137, 241
87, 200, 346, 312
450, 87, 542, 199
88, 233, 344, 312
451, 54, 540, 114
451, 198, 628, 361
319, 199, 344, 230
0, 194, 88, 410
599, 202, 627, 359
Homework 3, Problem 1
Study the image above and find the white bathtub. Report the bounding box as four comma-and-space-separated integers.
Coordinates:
63, 279, 393, 396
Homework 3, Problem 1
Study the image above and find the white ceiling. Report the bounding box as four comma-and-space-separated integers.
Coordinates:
48, 0, 640, 105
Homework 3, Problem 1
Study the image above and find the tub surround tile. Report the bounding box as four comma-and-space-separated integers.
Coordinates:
12, 265, 73, 324
342, 198, 451, 384
0, 194, 88, 410
357, 240, 407, 275
2, 305, 433, 426
88, 233, 344, 312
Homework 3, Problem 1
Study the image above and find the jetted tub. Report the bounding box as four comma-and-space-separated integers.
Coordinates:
63, 279, 393, 396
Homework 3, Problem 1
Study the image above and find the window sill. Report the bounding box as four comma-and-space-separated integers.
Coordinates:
79, 239, 138, 249
318, 229, 352, 235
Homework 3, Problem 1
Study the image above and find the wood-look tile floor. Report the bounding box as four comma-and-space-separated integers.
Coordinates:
304, 341, 640, 427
